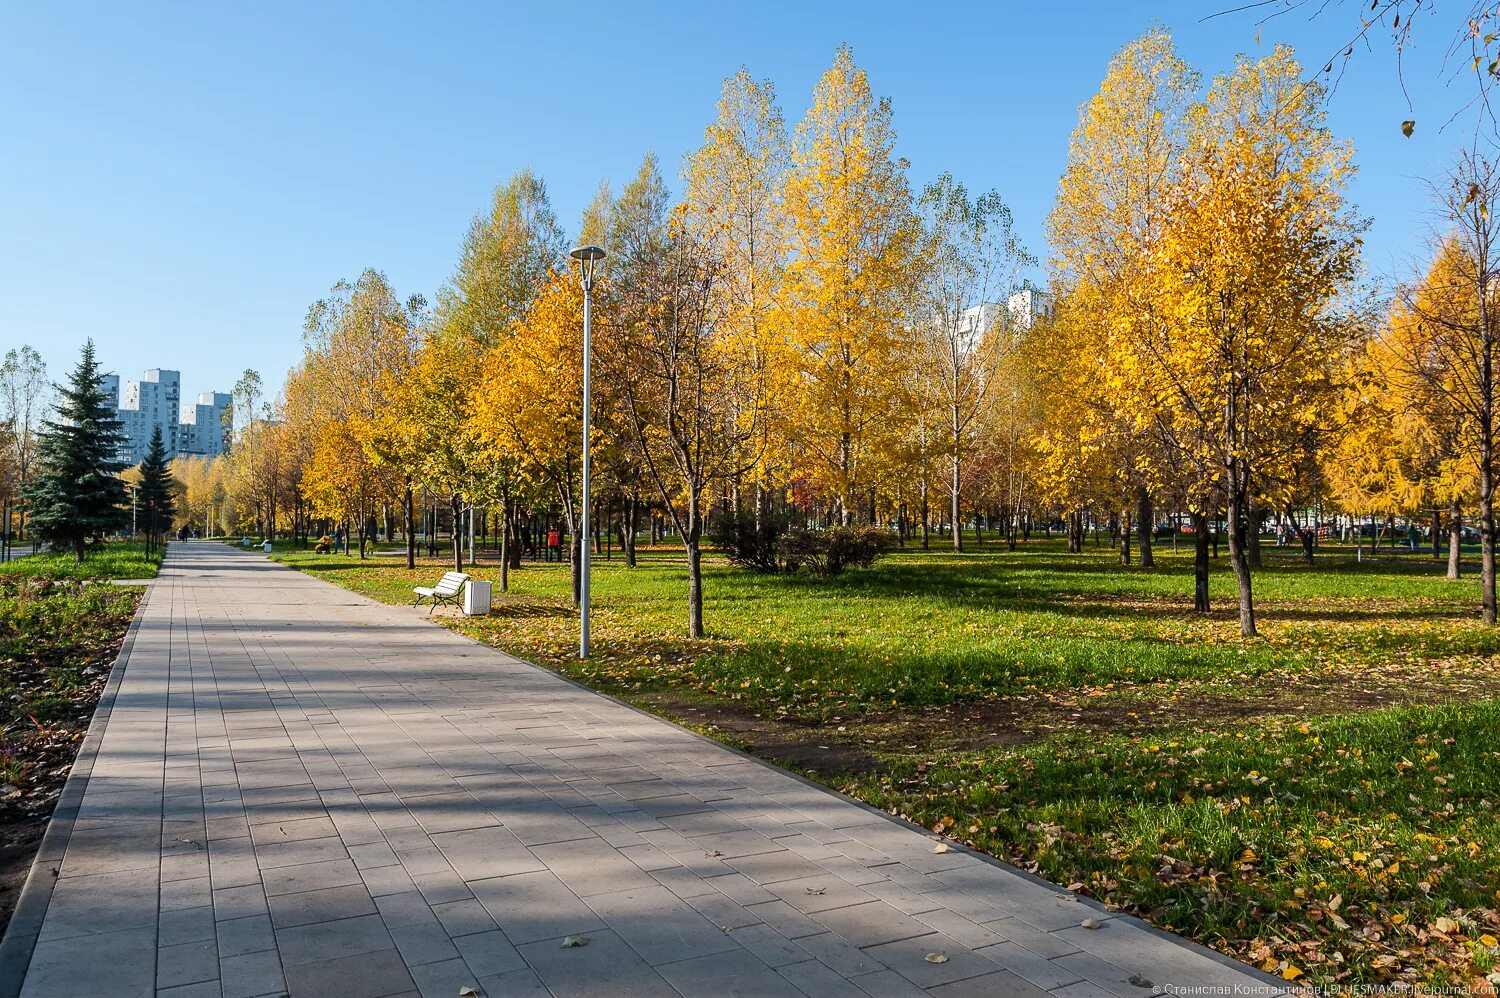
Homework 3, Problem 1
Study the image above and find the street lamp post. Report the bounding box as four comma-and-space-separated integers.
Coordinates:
570, 244, 605, 659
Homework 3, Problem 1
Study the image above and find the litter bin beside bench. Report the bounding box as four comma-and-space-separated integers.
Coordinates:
463, 579, 491, 616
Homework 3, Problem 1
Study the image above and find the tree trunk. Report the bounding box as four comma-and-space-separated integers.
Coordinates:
404, 483, 415, 570
496, 502, 509, 591
1119, 508, 1131, 566
686, 535, 704, 639
1227, 490, 1257, 637
1449, 499, 1463, 580
1483, 434, 1496, 625
1137, 486, 1153, 568
1192, 510, 1210, 613
951, 444, 962, 553
450, 495, 463, 574
621, 494, 638, 568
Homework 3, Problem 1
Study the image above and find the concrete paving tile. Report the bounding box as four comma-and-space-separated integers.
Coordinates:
517, 928, 676, 998
742, 898, 829, 940
976, 940, 1087, 990
158, 938, 220, 988
405, 790, 499, 835
408, 958, 480, 998
347, 839, 400, 870
374, 889, 442, 930
20, 925, 157, 998
657, 947, 789, 996
389, 921, 461, 967
1050, 981, 1138, 998
649, 865, 721, 899
684, 889, 764, 931
530, 837, 655, 897
790, 931, 886, 977
161, 848, 213, 884
1052, 920, 1266, 989
450, 929, 526, 977
248, 814, 337, 845
585, 884, 741, 965
268, 882, 378, 928
979, 915, 1083, 959
409, 869, 473, 905
159, 903, 217, 946
219, 948, 287, 998
162, 875, 214, 912
849, 968, 930, 997
36, 867, 159, 940
260, 856, 362, 896
912, 906, 1013, 949
282, 948, 414, 998
156, 981, 223, 998
728, 922, 814, 968
361, 860, 419, 897
216, 913, 277, 958
774, 958, 868, 998
727, 851, 829, 887
429, 825, 540, 881
212, 883, 269, 922
617, 841, 680, 872
811, 899, 936, 948
766, 875, 877, 915
864, 931, 1001, 988
430, 898, 497, 938
252, 833, 349, 869
469, 871, 606, 945
273, 913, 394, 968
927, 970, 1053, 997
1051, 950, 1155, 997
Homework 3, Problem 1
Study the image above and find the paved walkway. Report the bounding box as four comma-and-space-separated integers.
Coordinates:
4, 543, 1281, 997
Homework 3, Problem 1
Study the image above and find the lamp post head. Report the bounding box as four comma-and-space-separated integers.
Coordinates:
569, 245, 606, 290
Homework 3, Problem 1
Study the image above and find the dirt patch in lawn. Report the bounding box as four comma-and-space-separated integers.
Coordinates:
636, 693, 886, 775
634, 667, 1500, 777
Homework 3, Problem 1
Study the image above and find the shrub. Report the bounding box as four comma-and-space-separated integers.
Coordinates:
707, 505, 794, 573
778, 526, 895, 577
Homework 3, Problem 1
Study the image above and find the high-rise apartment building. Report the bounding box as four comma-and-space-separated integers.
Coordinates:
100, 369, 231, 465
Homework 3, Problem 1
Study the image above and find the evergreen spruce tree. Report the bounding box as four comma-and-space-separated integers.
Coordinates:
22, 340, 128, 561
138, 425, 177, 553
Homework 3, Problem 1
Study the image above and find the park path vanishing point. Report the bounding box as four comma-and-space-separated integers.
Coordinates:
1, 543, 1283, 998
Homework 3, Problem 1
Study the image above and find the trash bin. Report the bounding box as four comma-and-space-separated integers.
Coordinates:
463, 579, 491, 616
262, 540, 272, 553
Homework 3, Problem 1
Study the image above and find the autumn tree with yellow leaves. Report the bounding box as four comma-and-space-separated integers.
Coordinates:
1148, 46, 1365, 635
1375, 153, 1500, 621
1046, 27, 1198, 573
781, 45, 921, 525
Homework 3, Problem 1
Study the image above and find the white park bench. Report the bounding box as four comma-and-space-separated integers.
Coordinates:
413, 571, 469, 614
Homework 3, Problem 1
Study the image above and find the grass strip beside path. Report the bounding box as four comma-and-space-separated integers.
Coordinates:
0, 541, 160, 933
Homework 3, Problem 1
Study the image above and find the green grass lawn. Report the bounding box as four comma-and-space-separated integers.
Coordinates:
269, 537, 1500, 989
0, 540, 157, 932
1, 540, 163, 581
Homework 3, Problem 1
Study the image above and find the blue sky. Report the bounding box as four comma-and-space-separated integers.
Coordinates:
0, 1, 1471, 401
